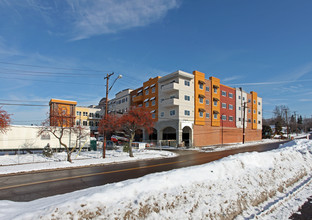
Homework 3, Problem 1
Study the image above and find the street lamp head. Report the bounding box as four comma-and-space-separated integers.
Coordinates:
118, 74, 122, 79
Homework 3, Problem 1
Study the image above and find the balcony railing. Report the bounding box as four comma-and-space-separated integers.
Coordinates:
132, 94, 143, 103
161, 97, 179, 107
161, 82, 179, 93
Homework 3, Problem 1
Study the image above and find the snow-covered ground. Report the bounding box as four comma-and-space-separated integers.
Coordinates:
0, 148, 176, 175
1, 139, 312, 219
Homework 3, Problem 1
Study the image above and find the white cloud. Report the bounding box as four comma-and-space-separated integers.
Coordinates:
222, 75, 242, 82
68, 0, 180, 40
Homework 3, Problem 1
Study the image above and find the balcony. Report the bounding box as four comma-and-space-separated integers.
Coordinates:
161, 97, 179, 108
132, 94, 143, 103
161, 82, 179, 93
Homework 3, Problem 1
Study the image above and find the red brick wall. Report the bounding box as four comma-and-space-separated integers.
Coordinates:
220, 85, 236, 128
193, 124, 261, 147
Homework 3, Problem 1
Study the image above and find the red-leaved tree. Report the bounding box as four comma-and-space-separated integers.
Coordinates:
119, 107, 154, 157
0, 107, 11, 133
98, 114, 120, 158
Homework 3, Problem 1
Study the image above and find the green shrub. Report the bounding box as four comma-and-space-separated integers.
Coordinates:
123, 143, 130, 153
43, 144, 53, 157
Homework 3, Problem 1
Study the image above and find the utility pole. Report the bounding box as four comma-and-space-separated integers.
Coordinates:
294, 111, 297, 135
242, 102, 247, 144
284, 108, 289, 138
103, 72, 114, 158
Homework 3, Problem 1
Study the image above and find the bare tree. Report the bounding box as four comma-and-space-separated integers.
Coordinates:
38, 109, 87, 162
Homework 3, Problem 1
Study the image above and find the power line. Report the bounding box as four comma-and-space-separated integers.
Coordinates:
0, 68, 109, 77
0, 76, 103, 86
0, 103, 48, 107
0, 61, 112, 73
0, 99, 47, 103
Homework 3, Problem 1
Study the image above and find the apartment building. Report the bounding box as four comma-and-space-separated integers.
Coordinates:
108, 88, 133, 114
49, 99, 77, 127
157, 70, 194, 146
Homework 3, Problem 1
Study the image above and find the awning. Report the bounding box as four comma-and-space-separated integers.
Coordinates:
150, 97, 156, 100
213, 97, 219, 101
150, 83, 156, 87
144, 98, 149, 102
213, 110, 219, 114
198, 94, 205, 98
150, 110, 156, 113
198, 108, 206, 112
213, 84, 219, 88
137, 89, 142, 93
198, 80, 206, 84
144, 86, 149, 90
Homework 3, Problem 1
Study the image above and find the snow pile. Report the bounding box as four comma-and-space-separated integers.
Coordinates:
1, 140, 312, 219
0, 149, 176, 175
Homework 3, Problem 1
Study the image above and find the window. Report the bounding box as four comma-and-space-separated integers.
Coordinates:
238, 117, 241, 121
95, 113, 100, 118
238, 96, 241, 100
254, 110, 256, 114
152, 87, 156, 93
152, 113, 155, 119
229, 116, 233, 121
239, 106, 241, 110
89, 113, 94, 117
229, 104, 233, 110
199, 111, 203, 117
229, 93, 233, 98
258, 102, 261, 105
213, 100, 218, 106
160, 112, 164, 117
199, 83, 203, 90
248, 99, 251, 103
206, 86, 209, 91
222, 91, 226, 97
145, 102, 149, 107
248, 119, 251, 122
145, 90, 149, 95
76, 120, 81, 125
222, 103, 227, 109
77, 111, 81, 116
185, 80, 190, 86
184, 95, 190, 101
258, 120, 261, 124
258, 111, 261, 115
214, 87, 217, 93
95, 121, 99, 126
253, 119, 256, 123
152, 100, 156, 106
125, 97, 128, 102
199, 97, 203, 103
206, 99, 209, 105
213, 113, 218, 119
122, 98, 125, 103
248, 109, 251, 113
83, 121, 88, 126
170, 110, 175, 116
83, 112, 88, 116
243, 97, 245, 101
254, 100, 256, 104
89, 121, 94, 126
222, 115, 227, 120
206, 113, 210, 118
184, 110, 190, 116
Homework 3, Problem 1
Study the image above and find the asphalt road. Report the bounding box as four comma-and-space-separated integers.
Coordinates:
0, 140, 288, 202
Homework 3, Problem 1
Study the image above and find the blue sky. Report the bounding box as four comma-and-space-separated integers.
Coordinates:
0, 0, 312, 124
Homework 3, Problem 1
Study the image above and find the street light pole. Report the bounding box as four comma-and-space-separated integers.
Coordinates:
103, 72, 114, 158
102, 73, 122, 159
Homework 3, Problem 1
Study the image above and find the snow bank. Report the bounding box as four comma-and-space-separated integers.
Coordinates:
1, 140, 312, 219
